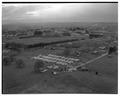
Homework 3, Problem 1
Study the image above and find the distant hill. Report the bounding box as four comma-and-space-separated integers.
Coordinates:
2, 22, 118, 33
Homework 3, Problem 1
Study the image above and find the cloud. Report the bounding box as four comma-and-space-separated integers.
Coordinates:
2, 3, 118, 24
2, 4, 52, 20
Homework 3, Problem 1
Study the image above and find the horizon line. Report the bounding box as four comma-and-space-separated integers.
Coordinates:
2, 2, 118, 4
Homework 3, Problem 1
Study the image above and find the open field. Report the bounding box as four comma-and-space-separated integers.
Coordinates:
2, 37, 118, 94
2, 55, 117, 94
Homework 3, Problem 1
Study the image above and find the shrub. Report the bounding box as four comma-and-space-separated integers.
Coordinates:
34, 60, 44, 73
4, 42, 22, 52
2, 56, 14, 66
16, 59, 25, 68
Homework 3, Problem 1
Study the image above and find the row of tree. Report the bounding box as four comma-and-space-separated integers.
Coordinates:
3, 56, 25, 68
3, 55, 45, 73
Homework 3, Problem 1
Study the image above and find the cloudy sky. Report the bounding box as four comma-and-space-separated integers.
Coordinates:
2, 3, 118, 24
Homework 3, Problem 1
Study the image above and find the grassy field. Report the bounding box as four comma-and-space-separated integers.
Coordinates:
2, 38, 118, 94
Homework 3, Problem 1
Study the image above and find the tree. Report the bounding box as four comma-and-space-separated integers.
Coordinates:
34, 30, 43, 36
3, 57, 10, 66
2, 56, 14, 66
5, 42, 22, 52
53, 33, 61, 37
16, 59, 25, 68
62, 32, 71, 36
34, 60, 44, 73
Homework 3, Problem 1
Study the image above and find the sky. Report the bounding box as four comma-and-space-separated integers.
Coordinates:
2, 3, 118, 24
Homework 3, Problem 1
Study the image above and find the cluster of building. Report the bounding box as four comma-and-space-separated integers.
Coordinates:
32, 54, 82, 73
3, 25, 114, 41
